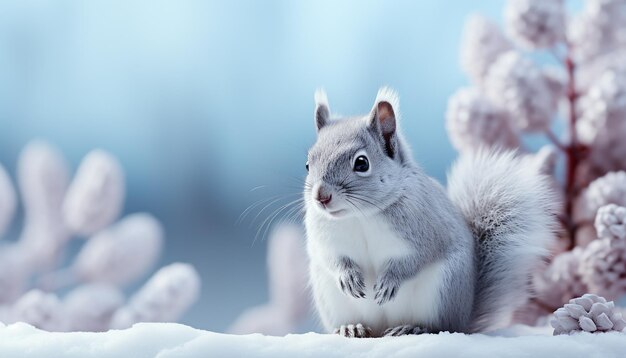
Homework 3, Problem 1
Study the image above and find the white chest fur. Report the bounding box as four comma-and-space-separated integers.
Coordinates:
306, 212, 444, 334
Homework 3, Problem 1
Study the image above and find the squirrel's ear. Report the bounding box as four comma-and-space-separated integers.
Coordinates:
368, 87, 399, 158
314, 89, 330, 132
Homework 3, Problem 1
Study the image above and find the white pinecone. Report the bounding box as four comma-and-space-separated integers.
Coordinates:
504, 0, 565, 49
595, 204, 626, 241
574, 171, 626, 224
576, 68, 626, 174
445, 87, 520, 152
551, 294, 626, 335
485, 51, 556, 131
569, 0, 626, 63
460, 14, 513, 85
579, 238, 626, 300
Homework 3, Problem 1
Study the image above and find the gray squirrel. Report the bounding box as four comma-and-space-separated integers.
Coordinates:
304, 87, 558, 338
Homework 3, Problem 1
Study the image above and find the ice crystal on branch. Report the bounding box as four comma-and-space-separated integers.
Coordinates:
504, 0, 565, 49
575, 171, 626, 225
595, 204, 626, 240
460, 15, 513, 85
534, 248, 588, 308
580, 238, 626, 300
569, 0, 626, 63
485, 51, 556, 131
577, 68, 626, 174
551, 294, 626, 335
576, 50, 626, 93
445, 87, 520, 152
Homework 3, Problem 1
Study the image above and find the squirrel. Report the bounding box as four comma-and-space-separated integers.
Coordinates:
303, 87, 558, 338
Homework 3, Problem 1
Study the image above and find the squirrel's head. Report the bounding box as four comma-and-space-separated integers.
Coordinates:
305, 87, 410, 219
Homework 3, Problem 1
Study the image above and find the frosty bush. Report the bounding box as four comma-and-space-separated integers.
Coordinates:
0, 141, 200, 332
452, 0, 626, 326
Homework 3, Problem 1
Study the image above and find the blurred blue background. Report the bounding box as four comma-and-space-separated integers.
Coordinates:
0, 0, 514, 331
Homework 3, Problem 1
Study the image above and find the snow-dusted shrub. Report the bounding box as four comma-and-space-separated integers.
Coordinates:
0, 141, 200, 332
110, 263, 201, 329
450, 0, 626, 327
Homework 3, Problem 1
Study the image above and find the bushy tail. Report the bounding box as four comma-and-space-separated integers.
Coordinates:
447, 149, 559, 332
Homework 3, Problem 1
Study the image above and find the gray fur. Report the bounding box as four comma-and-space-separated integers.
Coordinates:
304, 88, 556, 336
447, 150, 559, 332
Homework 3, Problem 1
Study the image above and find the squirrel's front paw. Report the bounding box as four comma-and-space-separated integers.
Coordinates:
338, 270, 366, 299
374, 277, 400, 305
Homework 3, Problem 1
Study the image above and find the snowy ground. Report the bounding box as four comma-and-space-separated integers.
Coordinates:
1, 322, 625, 357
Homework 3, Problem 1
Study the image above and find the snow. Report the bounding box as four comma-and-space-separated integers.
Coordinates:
0, 322, 625, 357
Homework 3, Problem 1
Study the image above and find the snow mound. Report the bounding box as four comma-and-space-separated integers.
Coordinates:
0, 322, 625, 357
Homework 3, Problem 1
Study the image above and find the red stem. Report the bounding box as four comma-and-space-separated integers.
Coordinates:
564, 53, 579, 249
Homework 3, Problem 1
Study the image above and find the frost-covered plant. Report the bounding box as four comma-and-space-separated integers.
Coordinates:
451, 0, 626, 326
579, 237, 626, 300
0, 140, 200, 331
63, 150, 125, 236
595, 204, 626, 240
110, 263, 201, 329
504, 0, 565, 50
534, 247, 588, 309
460, 15, 513, 85
63, 284, 125, 332
10, 290, 65, 332
228, 224, 310, 336
446, 87, 520, 151
484, 51, 558, 131
40, 213, 164, 289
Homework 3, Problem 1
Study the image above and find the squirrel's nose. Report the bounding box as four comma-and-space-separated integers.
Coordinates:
318, 194, 332, 206
316, 188, 332, 207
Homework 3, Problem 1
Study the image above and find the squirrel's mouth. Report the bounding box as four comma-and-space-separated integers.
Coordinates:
326, 209, 346, 217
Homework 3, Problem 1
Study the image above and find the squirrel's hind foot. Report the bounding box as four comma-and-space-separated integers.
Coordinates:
383, 325, 430, 337
333, 323, 372, 338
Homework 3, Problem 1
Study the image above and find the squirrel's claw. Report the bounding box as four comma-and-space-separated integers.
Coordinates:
338, 270, 366, 299
374, 279, 399, 305
384, 325, 429, 336
333, 323, 372, 338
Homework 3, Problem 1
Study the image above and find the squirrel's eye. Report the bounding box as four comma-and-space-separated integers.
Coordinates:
306, 161, 309, 172
353, 156, 369, 172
